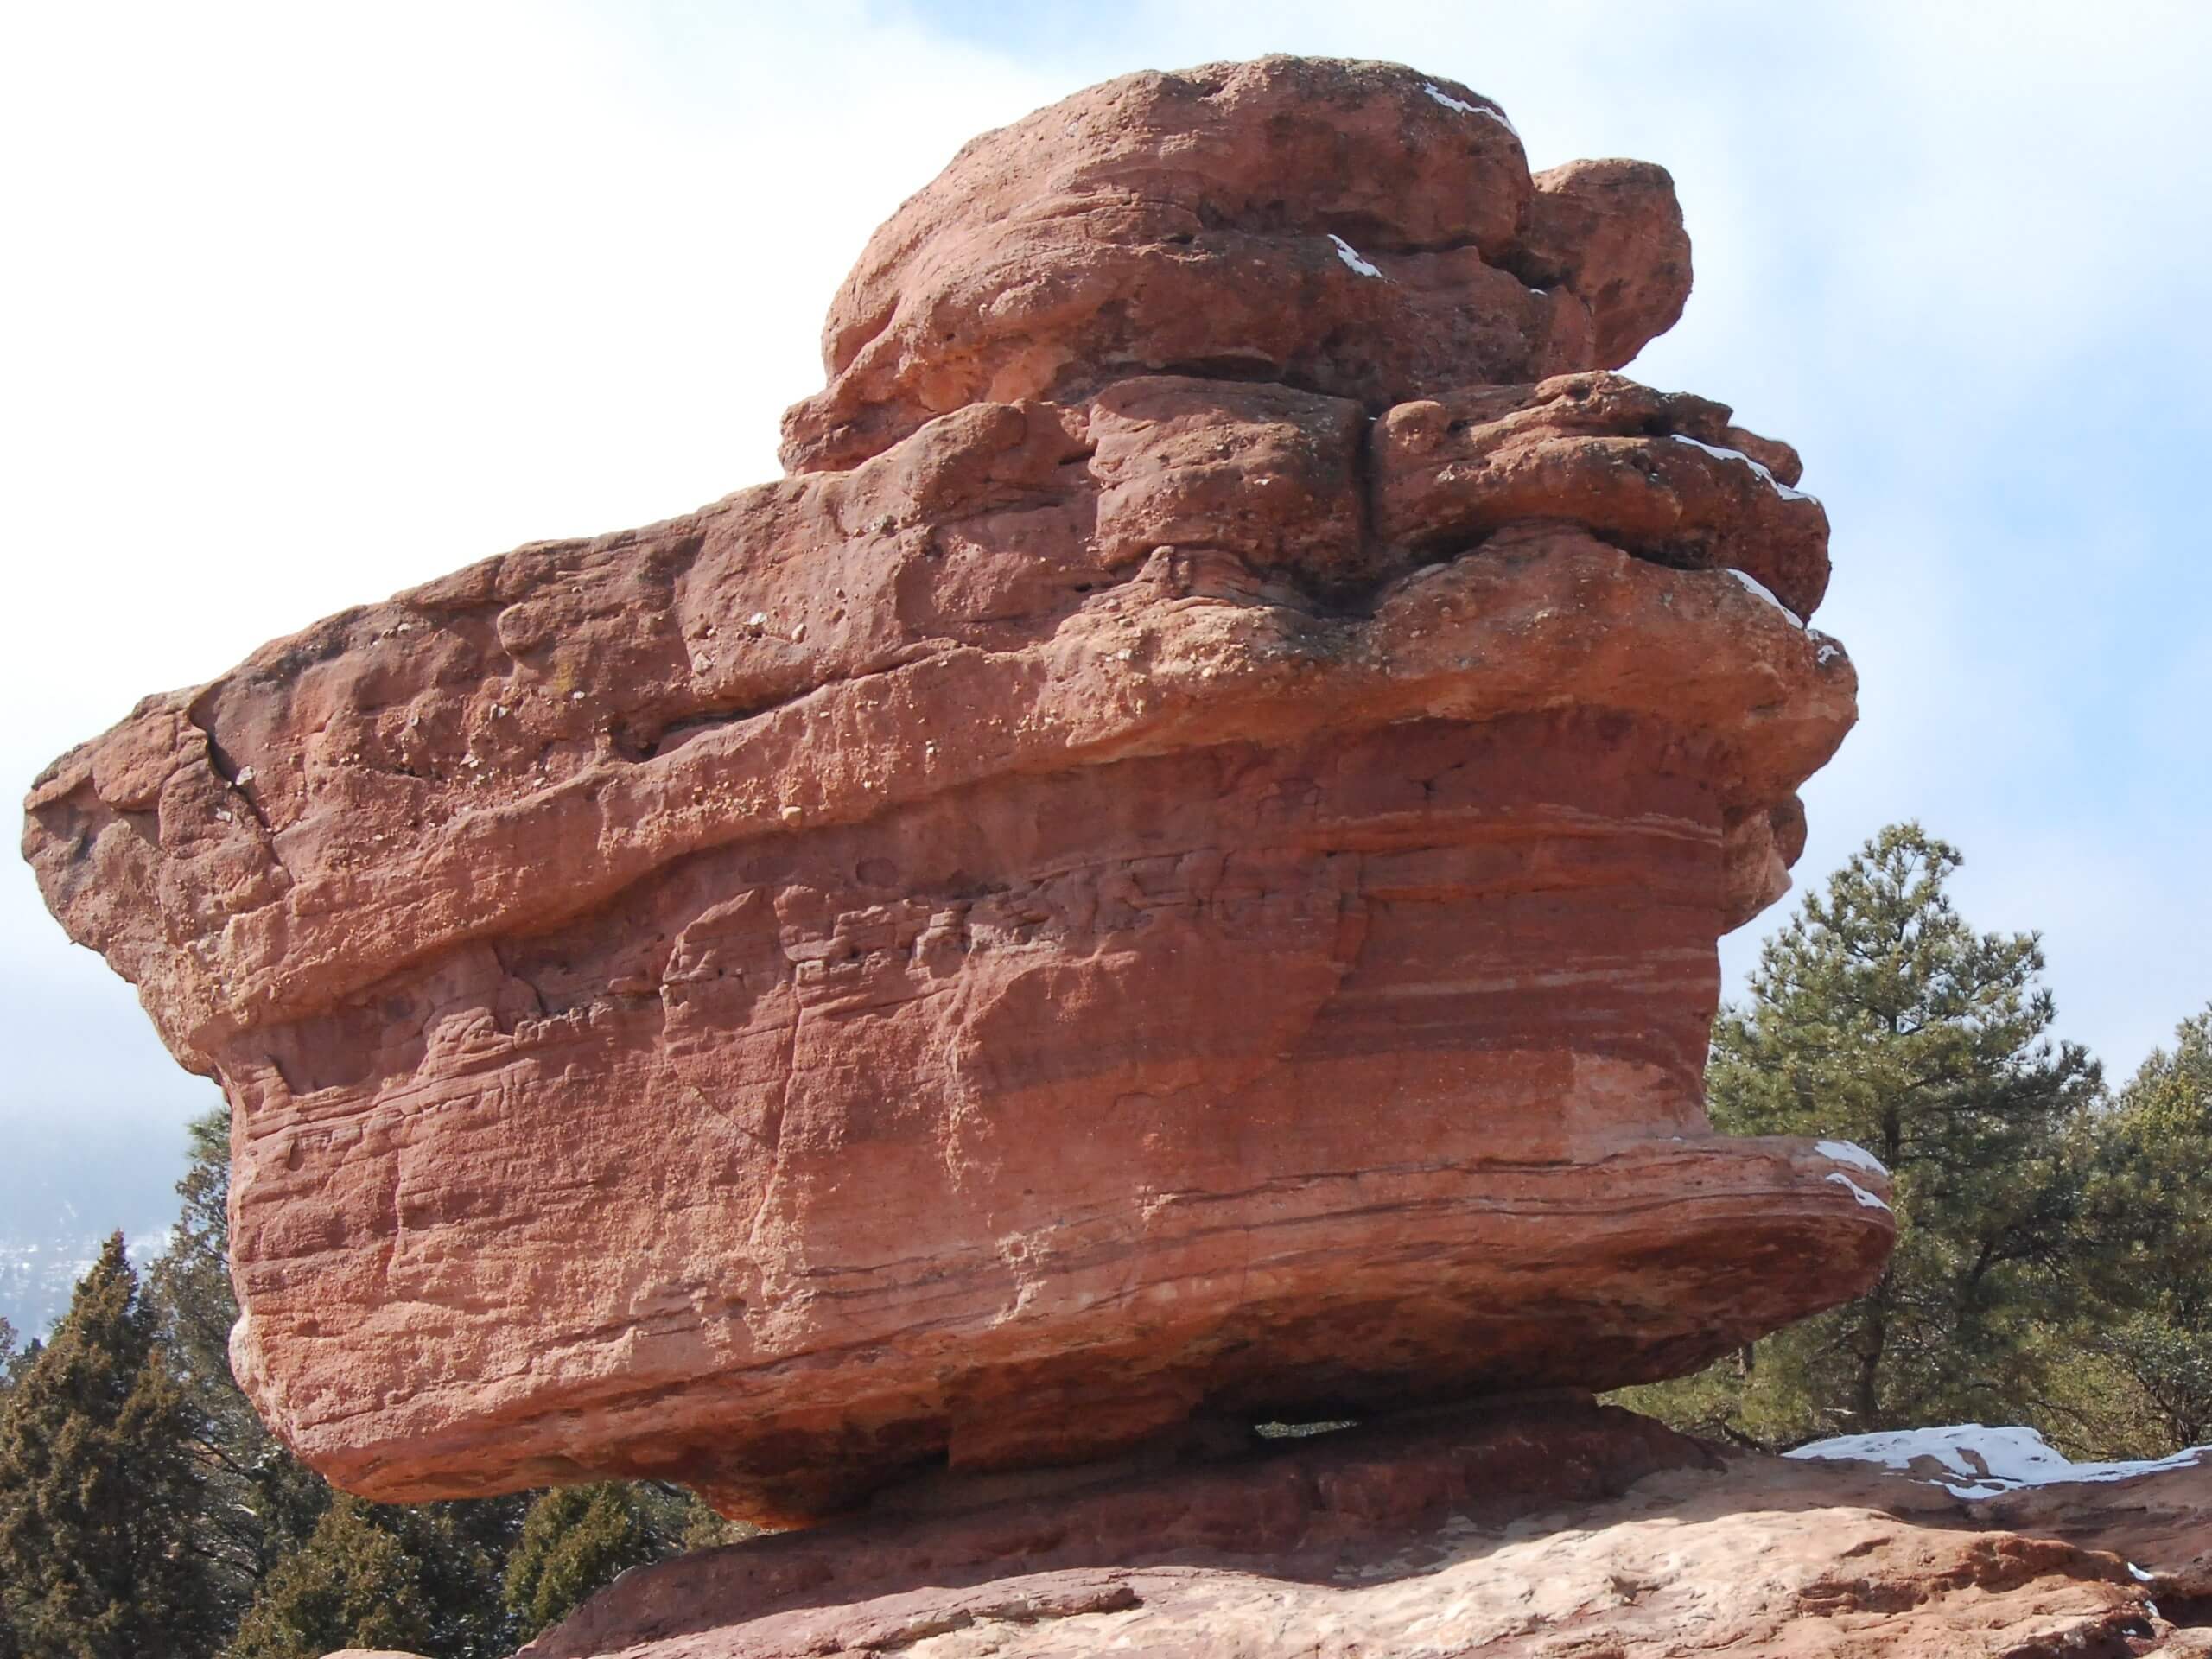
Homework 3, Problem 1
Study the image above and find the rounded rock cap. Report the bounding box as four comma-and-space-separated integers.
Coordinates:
780, 55, 1691, 473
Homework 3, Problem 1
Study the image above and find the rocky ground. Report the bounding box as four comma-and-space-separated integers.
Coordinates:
481, 1398, 2210, 1658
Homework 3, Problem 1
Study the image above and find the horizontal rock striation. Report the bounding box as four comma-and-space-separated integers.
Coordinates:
24, 57, 1886, 1522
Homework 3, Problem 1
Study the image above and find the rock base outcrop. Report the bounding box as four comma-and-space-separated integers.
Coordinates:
517, 1400, 2209, 1659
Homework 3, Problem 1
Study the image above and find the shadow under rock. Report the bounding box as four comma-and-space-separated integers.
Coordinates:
519, 1389, 1998, 1658
519, 1389, 2212, 1656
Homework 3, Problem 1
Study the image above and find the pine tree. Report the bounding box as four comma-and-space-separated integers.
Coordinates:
1623, 823, 2102, 1446
3, 1337, 40, 1395
502, 1481, 752, 1641
221, 1497, 433, 1659
143, 1109, 329, 1624
502, 1484, 662, 1640
0, 1234, 222, 1659
223, 1494, 524, 1659
403, 1497, 531, 1658
2067, 1006, 2212, 1453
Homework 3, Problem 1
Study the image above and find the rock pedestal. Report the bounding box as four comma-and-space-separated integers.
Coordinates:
24, 57, 1890, 1524
511, 1400, 2204, 1659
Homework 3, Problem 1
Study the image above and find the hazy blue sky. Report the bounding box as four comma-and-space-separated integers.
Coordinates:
3, 2, 2207, 1315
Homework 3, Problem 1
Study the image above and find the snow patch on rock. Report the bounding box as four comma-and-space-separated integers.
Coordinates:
1723, 567, 1806, 629
1421, 82, 1521, 138
1670, 432, 1815, 504
1824, 1172, 1891, 1211
1787, 1423, 2209, 1500
1815, 1139, 1889, 1177
1327, 233, 1383, 279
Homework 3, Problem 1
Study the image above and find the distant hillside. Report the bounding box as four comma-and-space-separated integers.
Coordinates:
0, 1111, 198, 1336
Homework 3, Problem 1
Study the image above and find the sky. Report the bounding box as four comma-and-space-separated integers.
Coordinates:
2, 1, 2208, 1325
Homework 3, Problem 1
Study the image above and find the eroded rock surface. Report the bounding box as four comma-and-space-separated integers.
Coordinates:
517, 1401, 2204, 1659
24, 57, 1884, 1522
779, 58, 1691, 474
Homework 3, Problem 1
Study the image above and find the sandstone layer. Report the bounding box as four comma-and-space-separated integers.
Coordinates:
513, 1402, 2210, 1659
779, 58, 1692, 474
24, 57, 1885, 1522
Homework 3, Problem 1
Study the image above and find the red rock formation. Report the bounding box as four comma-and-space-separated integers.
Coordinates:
22, 57, 1885, 1522
779, 59, 1691, 474
511, 1402, 2206, 1659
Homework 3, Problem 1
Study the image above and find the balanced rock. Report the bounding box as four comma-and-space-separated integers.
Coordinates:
22, 56, 1889, 1523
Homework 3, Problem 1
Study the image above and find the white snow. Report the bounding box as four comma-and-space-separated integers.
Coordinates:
1785, 1424, 2209, 1500
2131, 1562, 2156, 1583
1421, 82, 1521, 138
1816, 1139, 1889, 1177
1812, 632, 1845, 667
1669, 432, 1816, 503
1327, 233, 1383, 279
1825, 1172, 1891, 1211
1724, 566, 1806, 629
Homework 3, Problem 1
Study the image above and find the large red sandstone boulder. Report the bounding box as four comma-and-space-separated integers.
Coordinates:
23, 57, 1887, 1523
